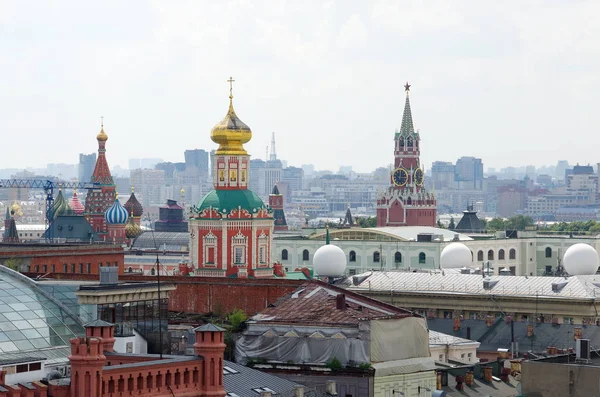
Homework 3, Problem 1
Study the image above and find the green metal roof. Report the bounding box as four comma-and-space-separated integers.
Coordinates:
193, 189, 268, 216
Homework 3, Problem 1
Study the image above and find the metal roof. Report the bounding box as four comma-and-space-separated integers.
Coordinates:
345, 271, 600, 300
310, 226, 472, 242
428, 330, 479, 347
223, 360, 303, 396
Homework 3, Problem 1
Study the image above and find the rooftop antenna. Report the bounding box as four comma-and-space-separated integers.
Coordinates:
265, 146, 269, 161
146, 212, 164, 359
270, 132, 277, 161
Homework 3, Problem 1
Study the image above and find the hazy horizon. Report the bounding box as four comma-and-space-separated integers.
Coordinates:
2, 1, 599, 173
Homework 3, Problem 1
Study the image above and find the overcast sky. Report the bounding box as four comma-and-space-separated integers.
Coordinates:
2, 1, 600, 174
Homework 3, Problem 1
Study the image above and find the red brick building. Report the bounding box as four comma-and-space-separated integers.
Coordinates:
189, 82, 274, 278
377, 83, 437, 227
0, 243, 124, 275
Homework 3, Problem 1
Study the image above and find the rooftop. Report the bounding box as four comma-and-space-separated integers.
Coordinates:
250, 280, 413, 327
309, 226, 473, 242
344, 271, 600, 300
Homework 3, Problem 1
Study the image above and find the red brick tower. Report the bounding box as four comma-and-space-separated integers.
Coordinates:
194, 324, 226, 397
85, 120, 116, 239
84, 319, 116, 353
69, 337, 105, 397
377, 83, 437, 227
269, 183, 288, 231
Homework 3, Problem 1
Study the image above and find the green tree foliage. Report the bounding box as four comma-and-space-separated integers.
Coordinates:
448, 217, 456, 229
2, 258, 22, 271
540, 220, 600, 235
356, 216, 377, 228
484, 215, 535, 232
436, 219, 445, 229
326, 357, 342, 370
227, 308, 247, 333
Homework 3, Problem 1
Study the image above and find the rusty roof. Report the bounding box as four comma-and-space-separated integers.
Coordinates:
250, 280, 414, 327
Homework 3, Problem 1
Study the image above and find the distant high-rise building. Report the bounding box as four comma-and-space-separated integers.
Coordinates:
249, 159, 266, 194
455, 156, 484, 189
184, 149, 209, 176
301, 164, 315, 176
431, 161, 455, 190
78, 153, 96, 183
129, 158, 163, 170
130, 169, 166, 207
556, 160, 569, 181
282, 166, 304, 197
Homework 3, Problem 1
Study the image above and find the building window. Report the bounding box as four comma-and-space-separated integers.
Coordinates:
349, 251, 356, 262
419, 252, 426, 264
349, 269, 357, 276
34, 265, 39, 272
51, 264, 55, 273
128, 267, 133, 273
302, 249, 309, 261
71, 264, 76, 273
259, 246, 265, 264
394, 251, 402, 264
258, 233, 268, 265
498, 249, 505, 260
545, 247, 552, 258
281, 249, 288, 261
439, 354, 444, 361
42, 265, 47, 273
63, 264, 68, 273
203, 231, 218, 266
564, 317, 574, 325
87, 263, 91, 273
373, 251, 380, 263
79, 263, 84, 273
234, 247, 244, 264
509, 249, 516, 260
477, 251, 484, 261
150, 268, 156, 276
488, 250, 494, 261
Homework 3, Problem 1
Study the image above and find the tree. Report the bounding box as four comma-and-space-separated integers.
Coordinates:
487, 217, 506, 232
448, 217, 456, 230
506, 215, 534, 231
356, 216, 377, 228
436, 219, 445, 229
227, 308, 247, 333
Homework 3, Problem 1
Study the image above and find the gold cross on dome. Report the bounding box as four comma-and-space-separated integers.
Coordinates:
227, 76, 235, 98
100, 116, 104, 128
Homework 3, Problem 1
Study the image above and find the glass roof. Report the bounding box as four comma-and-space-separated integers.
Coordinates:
0, 268, 85, 355
132, 231, 189, 251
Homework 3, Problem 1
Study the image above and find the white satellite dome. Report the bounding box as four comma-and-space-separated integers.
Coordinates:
563, 243, 599, 276
440, 242, 472, 269
313, 244, 347, 277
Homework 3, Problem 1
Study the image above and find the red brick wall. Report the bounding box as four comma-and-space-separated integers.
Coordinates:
39, 273, 304, 316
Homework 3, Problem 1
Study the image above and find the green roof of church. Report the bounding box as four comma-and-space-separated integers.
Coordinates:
194, 189, 267, 216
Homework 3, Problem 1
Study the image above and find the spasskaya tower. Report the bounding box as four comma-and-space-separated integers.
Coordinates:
376, 83, 437, 227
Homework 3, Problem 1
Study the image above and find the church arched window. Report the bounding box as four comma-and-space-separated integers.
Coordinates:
545, 247, 552, 258
281, 249, 288, 261
488, 250, 494, 261
395, 251, 402, 264
477, 250, 484, 261
419, 252, 426, 264
398, 137, 405, 147
499, 249, 505, 260
373, 251, 380, 263
407, 137, 413, 147
302, 249, 309, 261
509, 249, 516, 260
349, 251, 356, 262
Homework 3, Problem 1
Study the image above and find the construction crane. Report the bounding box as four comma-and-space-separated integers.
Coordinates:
0, 179, 98, 229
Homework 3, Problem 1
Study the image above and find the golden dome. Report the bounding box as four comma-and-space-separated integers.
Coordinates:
210, 77, 252, 155
97, 126, 108, 142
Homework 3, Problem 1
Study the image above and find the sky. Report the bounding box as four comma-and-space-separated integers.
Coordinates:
1, 0, 600, 174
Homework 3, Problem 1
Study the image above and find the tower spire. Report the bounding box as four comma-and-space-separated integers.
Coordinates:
227, 76, 235, 111
399, 82, 415, 136
270, 132, 277, 161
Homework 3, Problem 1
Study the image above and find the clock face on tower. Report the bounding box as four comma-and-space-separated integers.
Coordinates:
414, 168, 424, 186
393, 168, 408, 187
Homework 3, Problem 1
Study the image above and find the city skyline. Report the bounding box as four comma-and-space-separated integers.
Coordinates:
2, 1, 600, 172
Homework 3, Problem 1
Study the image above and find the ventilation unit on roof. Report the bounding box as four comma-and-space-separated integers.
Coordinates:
576, 339, 590, 362
99, 266, 119, 285
417, 233, 433, 242
552, 280, 568, 292
483, 279, 499, 290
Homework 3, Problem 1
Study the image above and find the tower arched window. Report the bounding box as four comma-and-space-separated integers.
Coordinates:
477, 251, 484, 261
509, 249, 516, 260
499, 249, 505, 260
349, 251, 356, 262
394, 251, 402, 264
407, 137, 413, 147
302, 249, 309, 261
373, 251, 380, 263
407, 197, 412, 205
545, 247, 552, 258
398, 137, 405, 148
150, 268, 156, 276
488, 250, 494, 261
281, 249, 288, 261
419, 252, 426, 264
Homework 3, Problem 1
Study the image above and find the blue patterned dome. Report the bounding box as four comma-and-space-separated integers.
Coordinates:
105, 196, 129, 224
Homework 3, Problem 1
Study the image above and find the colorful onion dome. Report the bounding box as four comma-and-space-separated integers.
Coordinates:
69, 190, 85, 215
124, 188, 143, 217
48, 190, 72, 220
125, 213, 142, 239
105, 195, 128, 224
210, 77, 252, 156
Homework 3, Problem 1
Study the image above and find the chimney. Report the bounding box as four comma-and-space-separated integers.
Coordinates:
453, 317, 460, 331
293, 386, 305, 397
336, 294, 346, 311
326, 380, 338, 395
0, 370, 5, 386
574, 327, 582, 340
260, 392, 272, 397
